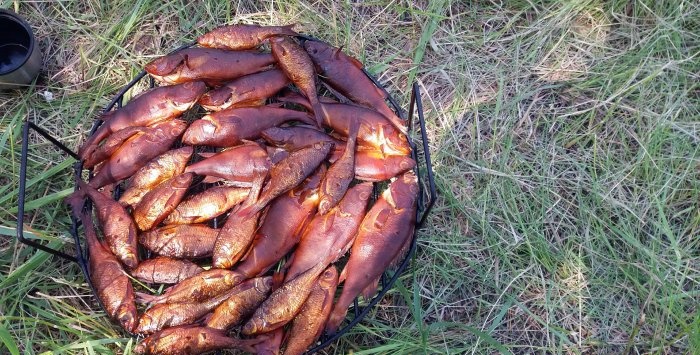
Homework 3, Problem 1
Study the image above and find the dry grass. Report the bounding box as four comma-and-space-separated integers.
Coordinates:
1, 0, 698, 354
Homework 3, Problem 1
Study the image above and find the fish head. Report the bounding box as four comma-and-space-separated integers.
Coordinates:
336, 182, 373, 214
171, 81, 208, 109
260, 127, 294, 147
386, 171, 419, 210
241, 317, 266, 335
144, 51, 187, 76
182, 116, 218, 145
199, 88, 233, 110
318, 265, 339, 286
173, 172, 194, 189
117, 303, 138, 333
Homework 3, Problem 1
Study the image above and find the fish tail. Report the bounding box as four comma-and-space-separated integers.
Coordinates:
281, 24, 298, 36
135, 291, 162, 304
360, 277, 380, 300
325, 304, 349, 334
312, 104, 325, 128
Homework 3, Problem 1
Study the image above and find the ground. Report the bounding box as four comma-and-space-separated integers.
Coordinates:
0, 0, 698, 354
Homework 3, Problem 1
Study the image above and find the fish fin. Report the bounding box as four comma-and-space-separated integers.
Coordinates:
338, 264, 348, 283
360, 277, 380, 300
333, 45, 344, 60
265, 102, 285, 108
134, 291, 161, 304
271, 271, 285, 291
312, 102, 324, 128
202, 175, 224, 184
390, 234, 414, 268
277, 92, 312, 110
348, 55, 365, 69
282, 23, 298, 35
198, 152, 216, 158
318, 96, 339, 104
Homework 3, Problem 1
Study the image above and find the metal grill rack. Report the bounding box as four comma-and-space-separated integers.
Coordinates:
16, 37, 436, 354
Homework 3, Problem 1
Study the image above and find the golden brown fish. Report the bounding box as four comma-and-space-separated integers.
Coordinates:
136, 268, 245, 305
184, 142, 270, 186
88, 119, 188, 188
283, 266, 338, 355
132, 173, 193, 231
278, 93, 410, 156
318, 120, 359, 215
136, 279, 262, 334
181, 105, 315, 147
260, 125, 336, 152
197, 24, 298, 50
134, 325, 259, 355
285, 182, 372, 281
325, 171, 419, 333
119, 146, 193, 207
242, 263, 326, 335
130, 256, 203, 284
237, 141, 333, 218
65, 194, 138, 333
74, 180, 139, 268
139, 224, 219, 259
304, 40, 407, 133
163, 186, 249, 225
82, 126, 145, 169
212, 172, 266, 269
78, 81, 205, 160
145, 48, 275, 85
199, 69, 290, 111
353, 149, 416, 182
205, 276, 273, 330
270, 36, 324, 127
235, 166, 324, 278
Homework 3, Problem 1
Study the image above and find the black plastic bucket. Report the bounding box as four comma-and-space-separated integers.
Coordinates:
0, 9, 41, 89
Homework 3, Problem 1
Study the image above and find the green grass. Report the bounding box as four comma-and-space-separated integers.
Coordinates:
1, 0, 699, 354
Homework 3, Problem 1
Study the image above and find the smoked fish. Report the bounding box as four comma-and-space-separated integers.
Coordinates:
198, 24, 298, 50
132, 173, 193, 231
119, 146, 193, 207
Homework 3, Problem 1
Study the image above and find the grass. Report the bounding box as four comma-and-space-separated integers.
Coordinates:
1, 0, 698, 354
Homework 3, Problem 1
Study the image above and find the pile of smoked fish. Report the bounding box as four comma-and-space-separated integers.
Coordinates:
65, 23, 418, 355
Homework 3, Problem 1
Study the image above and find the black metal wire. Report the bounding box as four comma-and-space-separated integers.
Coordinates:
15, 37, 437, 354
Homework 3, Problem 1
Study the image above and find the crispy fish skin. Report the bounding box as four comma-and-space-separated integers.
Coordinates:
66, 194, 138, 333
270, 36, 324, 127
199, 69, 290, 111
239, 141, 333, 218
318, 120, 359, 214
242, 263, 326, 335
130, 257, 203, 284
284, 266, 339, 355
89, 119, 188, 188
184, 142, 270, 186
139, 224, 219, 259
304, 40, 407, 133
181, 106, 315, 147
285, 182, 372, 281
145, 48, 275, 84
119, 146, 193, 207
75, 180, 139, 268
132, 173, 193, 231
279, 93, 410, 156
261, 125, 336, 152
79, 81, 206, 160
206, 277, 273, 330
138, 268, 245, 305
83, 126, 145, 169
325, 172, 419, 333
163, 186, 249, 225
197, 24, 298, 50
235, 166, 325, 278
134, 325, 258, 355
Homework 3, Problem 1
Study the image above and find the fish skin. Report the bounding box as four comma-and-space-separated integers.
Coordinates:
239, 141, 333, 218
283, 266, 339, 355
119, 146, 193, 207
163, 186, 249, 225
199, 69, 290, 111
130, 257, 203, 284
235, 166, 325, 278
260, 125, 336, 152
318, 120, 359, 215
242, 263, 326, 335
145, 48, 275, 85
139, 224, 219, 259
270, 36, 324, 127
329, 146, 416, 182
83, 126, 145, 169
65, 194, 138, 333
75, 180, 139, 268
181, 106, 315, 147
253, 327, 284, 355
285, 182, 372, 281
138, 268, 246, 305
132, 173, 193, 231
278, 93, 410, 156
134, 325, 259, 355
184, 142, 270, 186
206, 276, 273, 330
79, 81, 206, 160
212, 172, 266, 269
325, 172, 419, 333
304, 40, 407, 133
197, 24, 298, 50
88, 119, 188, 188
